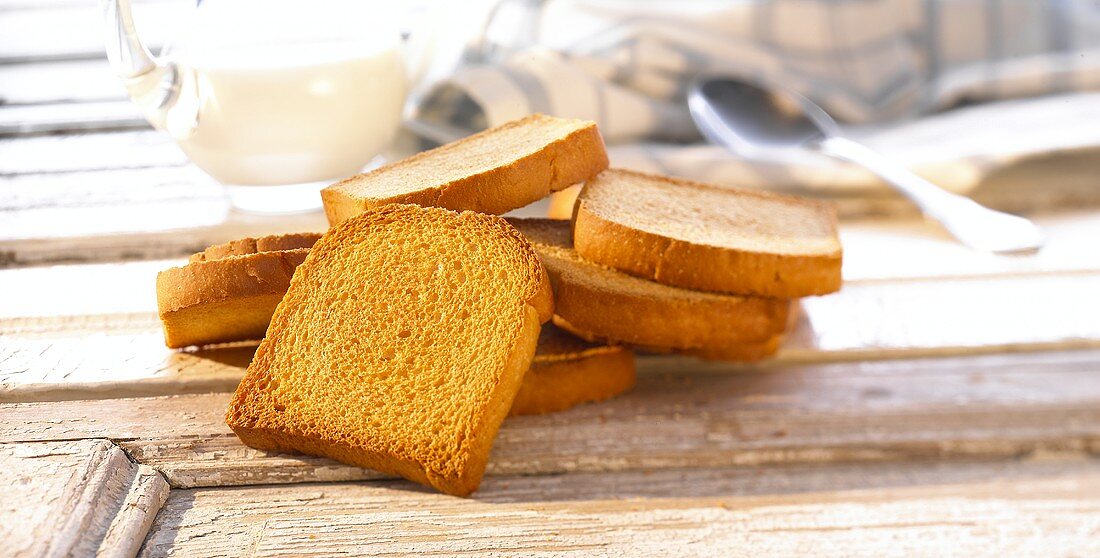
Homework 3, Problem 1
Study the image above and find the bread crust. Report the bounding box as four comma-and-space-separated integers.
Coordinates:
510, 343, 635, 416
572, 169, 843, 298
550, 266, 790, 347
321, 114, 609, 225
449, 303, 542, 493
487, 212, 555, 323
156, 249, 310, 348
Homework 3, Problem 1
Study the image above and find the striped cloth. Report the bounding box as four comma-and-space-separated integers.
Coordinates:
414, 0, 1100, 195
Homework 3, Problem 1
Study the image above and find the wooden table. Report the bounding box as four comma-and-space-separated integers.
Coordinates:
4, 3, 1100, 556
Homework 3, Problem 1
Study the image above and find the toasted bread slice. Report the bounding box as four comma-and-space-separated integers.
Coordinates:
554, 316, 783, 362
688, 334, 783, 361
157, 234, 317, 348
321, 114, 608, 225
226, 204, 553, 497
509, 218, 789, 352
573, 169, 842, 298
189, 232, 322, 263
511, 324, 636, 416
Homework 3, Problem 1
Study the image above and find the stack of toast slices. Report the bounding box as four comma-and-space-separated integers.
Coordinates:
156, 113, 842, 496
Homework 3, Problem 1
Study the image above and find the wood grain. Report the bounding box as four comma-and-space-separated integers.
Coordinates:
0, 439, 170, 558
137, 460, 1100, 557
787, 271, 1100, 359
0, 171, 329, 264
2, 349, 1098, 488
0, 100, 146, 136
0, 131, 185, 175
4, 266, 1100, 403
835, 210, 1100, 281
0, 59, 124, 105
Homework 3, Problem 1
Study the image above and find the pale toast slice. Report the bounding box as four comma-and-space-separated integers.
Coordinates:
688, 334, 783, 362
509, 218, 789, 353
226, 204, 553, 497
321, 114, 608, 225
573, 169, 842, 298
511, 324, 635, 416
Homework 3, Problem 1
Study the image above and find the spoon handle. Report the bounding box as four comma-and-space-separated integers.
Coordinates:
817, 136, 968, 212
816, 136, 1045, 254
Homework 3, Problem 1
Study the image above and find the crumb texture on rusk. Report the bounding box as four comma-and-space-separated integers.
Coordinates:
226, 204, 553, 497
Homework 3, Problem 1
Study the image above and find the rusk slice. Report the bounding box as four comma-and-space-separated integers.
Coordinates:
157, 233, 321, 348
689, 334, 783, 361
509, 218, 789, 352
510, 324, 636, 416
554, 316, 784, 362
321, 114, 608, 225
226, 204, 553, 497
573, 169, 842, 298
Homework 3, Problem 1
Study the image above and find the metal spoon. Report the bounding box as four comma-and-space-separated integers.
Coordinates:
688, 76, 1045, 254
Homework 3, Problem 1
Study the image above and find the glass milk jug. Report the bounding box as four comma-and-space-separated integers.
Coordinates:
101, 0, 424, 213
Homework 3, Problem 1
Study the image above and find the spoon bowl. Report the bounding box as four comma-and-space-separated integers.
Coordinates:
689, 78, 832, 152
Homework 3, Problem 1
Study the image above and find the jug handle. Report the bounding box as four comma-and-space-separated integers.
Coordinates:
102, 0, 157, 77
101, 0, 193, 135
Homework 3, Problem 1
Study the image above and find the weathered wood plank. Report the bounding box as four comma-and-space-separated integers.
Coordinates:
0, 59, 124, 105
0, 170, 330, 264
0, 131, 186, 175
0, 439, 170, 558
137, 460, 1100, 557
1, 225, 338, 269
0, 167, 216, 214
836, 211, 1100, 281
0, 210, 329, 266
4, 268, 1100, 403
788, 271, 1100, 358
0, 100, 146, 135
2, 349, 1099, 488
98, 466, 173, 558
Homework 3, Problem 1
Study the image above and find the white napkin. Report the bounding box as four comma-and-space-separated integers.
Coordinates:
415, 0, 1100, 195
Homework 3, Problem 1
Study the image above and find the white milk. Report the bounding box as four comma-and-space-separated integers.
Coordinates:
170, 0, 407, 186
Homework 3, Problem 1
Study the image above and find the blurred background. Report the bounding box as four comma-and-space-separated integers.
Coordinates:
4, 1, 1100, 220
